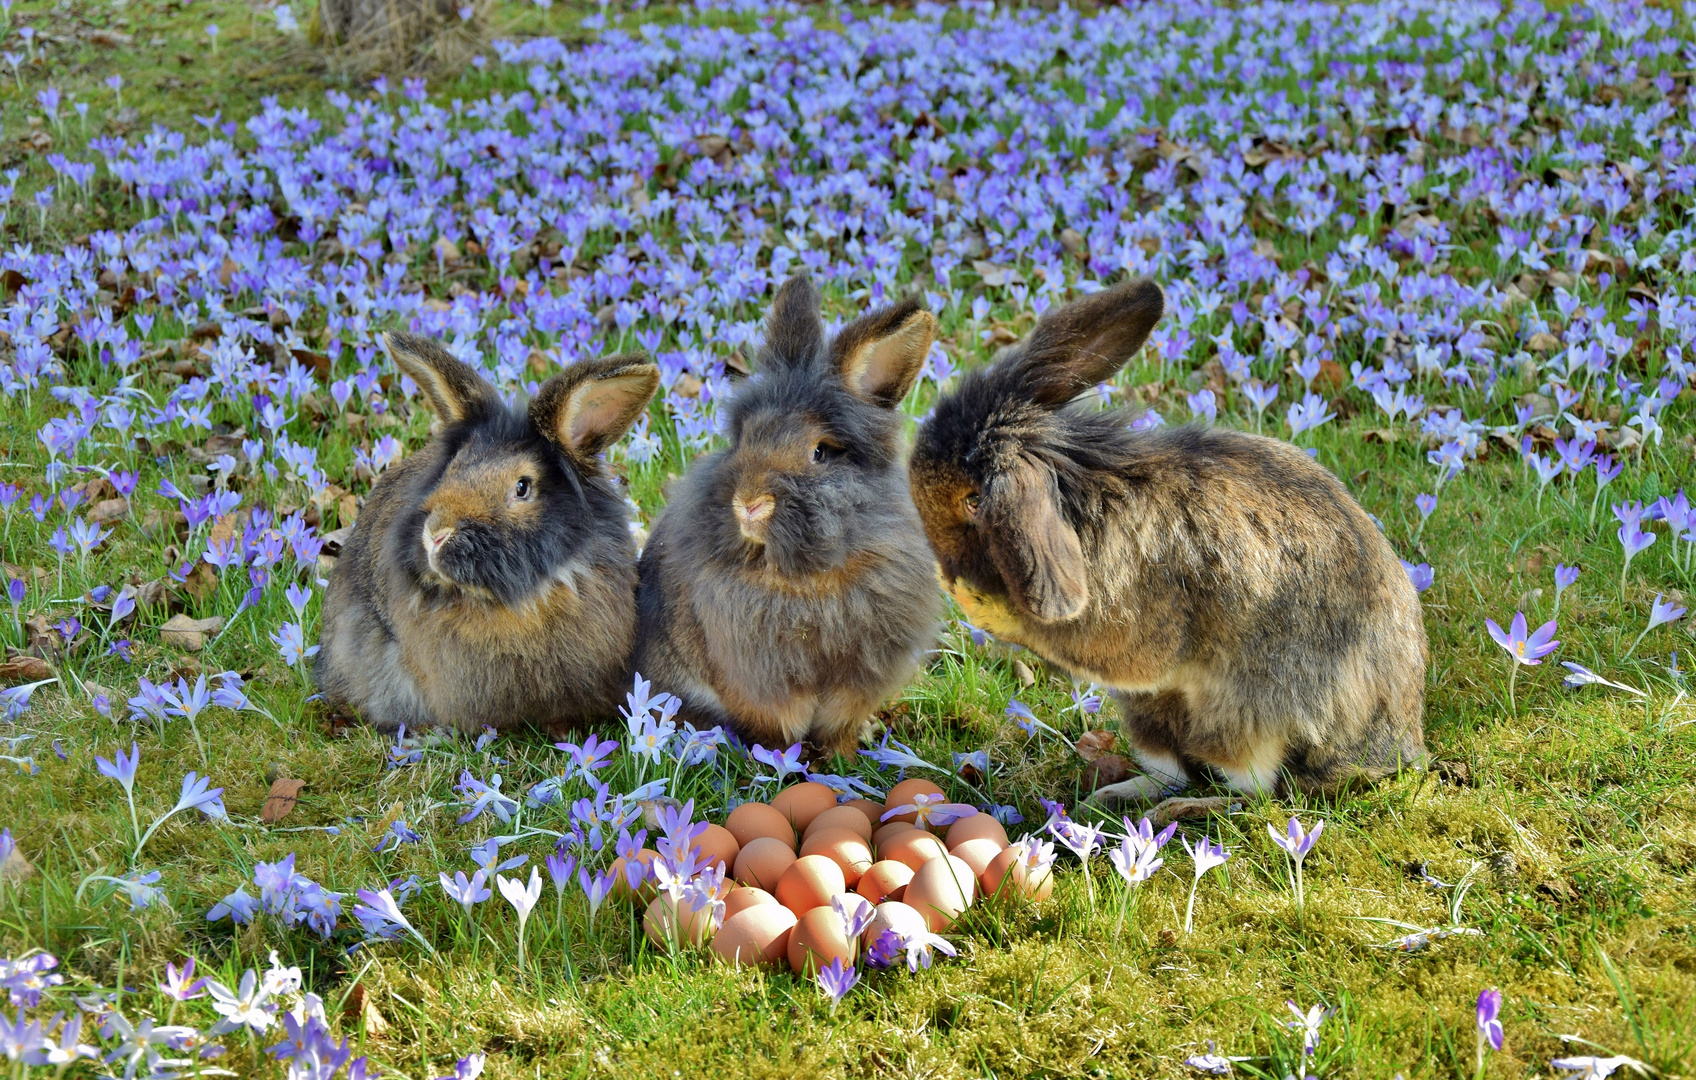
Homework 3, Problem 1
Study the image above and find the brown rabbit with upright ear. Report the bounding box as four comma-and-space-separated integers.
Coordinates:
909, 279, 1427, 809
633, 275, 941, 756
316, 333, 660, 733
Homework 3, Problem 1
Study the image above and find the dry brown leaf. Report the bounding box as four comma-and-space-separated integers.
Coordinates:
1075, 729, 1117, 762
160, 613, 223, 651
87, 498, 130, 525
261, 778, 307, 824
1083, 754, 1130, 790
0, 656, 52, 681
0, 845, 33, 887
1011, 659, 1037, 687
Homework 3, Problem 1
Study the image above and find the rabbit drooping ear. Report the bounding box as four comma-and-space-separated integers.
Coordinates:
830, 297, 936, 407
382, 332, 500, 425
985, 457, 1088, 623
760, 274, 828, 368
530, 354, 661, 459
1008, 278, 1165, 407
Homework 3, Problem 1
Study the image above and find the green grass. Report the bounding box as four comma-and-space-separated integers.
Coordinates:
1, 1, 1695, 1077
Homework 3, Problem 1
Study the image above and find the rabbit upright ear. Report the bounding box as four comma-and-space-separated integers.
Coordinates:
831, 297, 936, 407
1010, 278, 1165, 407
985, 457, 1088, 623
760, 274, 827, 369
382, 332, 499, 424
531, 354, 660, 459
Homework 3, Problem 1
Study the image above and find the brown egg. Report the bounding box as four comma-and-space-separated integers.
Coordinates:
945, 813, 1009, 850
788, 903, 856, 974
643, 894, 715, 952
882, 778, 947, 825
871, 820, 918, 849
878, 829, 949, 873
842, 798, 886, 827
799, 827, 874, 887
725, 802, 796, 851
609, 848, 659, 903
951, 837, 1006, 880
690, 823, 741, 871
722, 886, 779, 920
904, 854, 976, 932
711, 903, 797, 967
775, 854, 846, 916
861, 900, 928, 949
856, 859, 915, 904
982, 843, 1055, 902
771, 782, 839, 833
803, 805, 874, 843
732, 836, 797, 892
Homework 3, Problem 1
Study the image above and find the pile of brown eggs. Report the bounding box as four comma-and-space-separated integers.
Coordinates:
617, 778, 1054, 974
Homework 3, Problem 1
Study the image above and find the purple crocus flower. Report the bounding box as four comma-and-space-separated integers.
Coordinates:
815, 957, 859, 1009
1485, 611, 1558, 714
1476, 987, 1504, 1070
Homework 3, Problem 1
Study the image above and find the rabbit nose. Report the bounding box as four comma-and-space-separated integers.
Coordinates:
427, 524, 454, 552
733, 493, 774, 539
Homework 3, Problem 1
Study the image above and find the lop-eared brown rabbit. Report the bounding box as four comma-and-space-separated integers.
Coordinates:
633, 276, 941, 755
909, 279, 1427, 809
317, 333, 659, 732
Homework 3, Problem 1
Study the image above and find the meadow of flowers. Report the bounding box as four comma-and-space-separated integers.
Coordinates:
0, 0, 1693, 1075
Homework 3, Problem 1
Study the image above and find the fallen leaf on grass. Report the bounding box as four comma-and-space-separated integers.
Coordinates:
1075, 729, 1117, 761
160, 614, 223, 651
261, 778, 307, 824
1083, 753, 1130, 789
0, 656, 52, 681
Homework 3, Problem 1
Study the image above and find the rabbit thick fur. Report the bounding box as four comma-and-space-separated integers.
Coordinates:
634, 275, 941, 756
909, 279, 1428, 802
317, 333, 658, 733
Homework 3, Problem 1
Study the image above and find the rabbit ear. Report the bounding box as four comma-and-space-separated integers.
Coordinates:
382, 332, 499, 424
984, 457, 1088, 623
1008, 278, 1165, 407
830, 297, 936, 407
530, 354, 660, 458
760, 274, 827, 369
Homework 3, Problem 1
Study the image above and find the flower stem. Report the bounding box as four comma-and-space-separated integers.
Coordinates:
132, 807, 181, 865
1184, 876, 1200, 935
1506, 662, 1518, 716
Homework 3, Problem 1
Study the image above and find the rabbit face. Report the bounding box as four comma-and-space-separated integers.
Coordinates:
709, 373, 887, 576
418, 428, 583, 602
691, 274, 937, 578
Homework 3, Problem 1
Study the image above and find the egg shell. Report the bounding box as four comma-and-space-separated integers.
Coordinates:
982, 844, 1055, 902
798, 827, 874, 887
945, 814, 1010, 850
732, 836, 797, 892
951, 837, 1006, 879
722, 886, 779, 920
710, 903, 797, 968
689, 823, 741, 871
862, 900, 928, 949
842, 798, 886, 827
803, 805, 874, 843
770, 782, 839, 833
856, 859, 915, 904
643, 894, 715, 953
871, 820, 918, 849
609, 848, 659, 903
903, 854, 976, 932
882, 778, 947, 825
788, 904, 856, 975
775, 854, 846, 916
725, 802, 796, 851
877, 829, 950, 873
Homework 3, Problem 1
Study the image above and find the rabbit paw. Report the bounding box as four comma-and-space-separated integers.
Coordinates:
1148, 796, 1243, 827
1087, 774, 1180, 807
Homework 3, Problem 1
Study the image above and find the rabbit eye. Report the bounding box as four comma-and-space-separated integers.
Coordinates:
964, 492, 981, 517
514, 477, 533, 500
811, 442, 842, 464
812, 445, 825, 463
